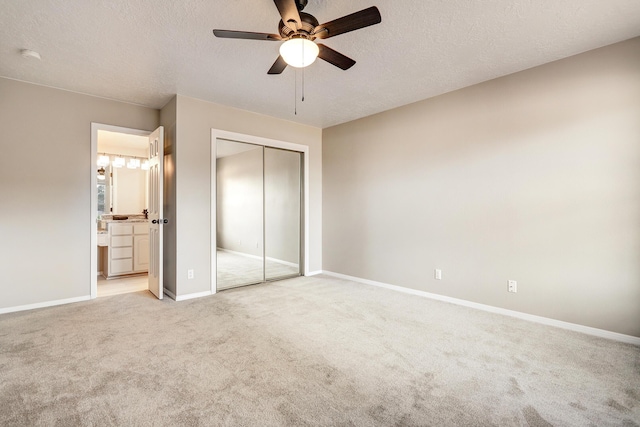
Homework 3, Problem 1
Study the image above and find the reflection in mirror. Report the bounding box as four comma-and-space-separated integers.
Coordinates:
264, 147, 301, 280
216, 140, 264, 289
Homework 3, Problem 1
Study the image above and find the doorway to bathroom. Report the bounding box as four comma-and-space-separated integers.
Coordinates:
91, 123, 165, 299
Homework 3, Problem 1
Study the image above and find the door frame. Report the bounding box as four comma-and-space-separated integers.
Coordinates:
211, 129, 310, 294
90, 123, 154, 299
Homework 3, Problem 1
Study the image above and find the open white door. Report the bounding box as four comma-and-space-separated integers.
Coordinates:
148, 126, 164, 299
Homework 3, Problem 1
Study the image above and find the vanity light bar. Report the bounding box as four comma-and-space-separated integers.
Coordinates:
98, 154, 149, 170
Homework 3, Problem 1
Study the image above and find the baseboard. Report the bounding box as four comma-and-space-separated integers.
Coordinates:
306, 270, 323, 276
175, 291, 212, 301
163, 289, 176, 300
321, 271, 640, 346
0, 295, 91, 315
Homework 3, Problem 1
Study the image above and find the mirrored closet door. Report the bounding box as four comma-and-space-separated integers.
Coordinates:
264, 147, 301, 281
216, 140, 302, 290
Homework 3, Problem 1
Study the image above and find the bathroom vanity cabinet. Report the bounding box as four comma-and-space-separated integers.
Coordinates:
102, 222, 149, 279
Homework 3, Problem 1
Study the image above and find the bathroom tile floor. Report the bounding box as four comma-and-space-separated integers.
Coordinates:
97, 274, 148, 297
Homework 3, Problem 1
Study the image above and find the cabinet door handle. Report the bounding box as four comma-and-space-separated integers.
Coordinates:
163, 219, 169, 224
152, 219, 158, 224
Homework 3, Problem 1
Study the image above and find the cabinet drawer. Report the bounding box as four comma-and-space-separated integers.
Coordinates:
110, 258, 133, 275
134, 223, 149, 235
111, 224, 133, 235
111, 235, 133, 247
111, 247, 133, 259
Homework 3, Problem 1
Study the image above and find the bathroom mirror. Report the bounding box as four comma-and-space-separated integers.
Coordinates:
97, 130, 149, 216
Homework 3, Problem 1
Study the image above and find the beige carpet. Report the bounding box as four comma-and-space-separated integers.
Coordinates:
0, 275, 638, 426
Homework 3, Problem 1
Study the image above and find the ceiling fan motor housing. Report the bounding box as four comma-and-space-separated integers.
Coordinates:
278, 12, 319, 39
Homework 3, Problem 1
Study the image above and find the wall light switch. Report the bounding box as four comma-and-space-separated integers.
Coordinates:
435, 269, 442, 280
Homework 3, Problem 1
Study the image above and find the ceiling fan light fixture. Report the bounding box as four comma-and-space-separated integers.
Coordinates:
279, 38, 319, 68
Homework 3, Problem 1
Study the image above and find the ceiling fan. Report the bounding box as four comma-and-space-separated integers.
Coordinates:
213, 0, 381, 74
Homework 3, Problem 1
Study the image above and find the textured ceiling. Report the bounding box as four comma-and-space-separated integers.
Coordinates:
1, 0, 639, 128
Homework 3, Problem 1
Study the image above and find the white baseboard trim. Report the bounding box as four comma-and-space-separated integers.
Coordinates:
321, 271, 640, 346
163, 289, 176, 300
0, 295, 91, 315
306, 270, 323, 276
175, 290, 212, 301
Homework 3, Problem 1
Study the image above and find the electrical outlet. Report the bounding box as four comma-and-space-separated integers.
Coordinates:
508, 280, 517, 293
188, 269, 194, 279
435, 269, 442, 280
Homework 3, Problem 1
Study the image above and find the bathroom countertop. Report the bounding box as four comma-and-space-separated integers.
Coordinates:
98, 218, 150, 234
101, 219, 149, 223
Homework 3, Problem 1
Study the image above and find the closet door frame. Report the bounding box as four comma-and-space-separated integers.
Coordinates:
210, 129, 309, 294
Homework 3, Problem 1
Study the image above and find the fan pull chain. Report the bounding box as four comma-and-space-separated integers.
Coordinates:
301, 39, 305, 102
294, 69, 297, 115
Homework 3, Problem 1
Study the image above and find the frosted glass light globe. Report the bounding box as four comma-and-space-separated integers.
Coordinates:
279, 38, 319, 68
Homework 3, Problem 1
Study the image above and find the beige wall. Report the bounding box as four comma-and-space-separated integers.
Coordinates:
173, 95, 322, 297
322, 38, 640, 337
0, 77, 159, 309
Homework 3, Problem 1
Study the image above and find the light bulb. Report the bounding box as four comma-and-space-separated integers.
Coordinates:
97, 155, 110, 167
112, 157, 125, 168
127, 158, 140, 169
279, 38, 319, 68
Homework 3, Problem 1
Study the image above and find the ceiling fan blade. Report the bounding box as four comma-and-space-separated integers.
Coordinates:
213, 29, 282, 41
268, 55, 288, 74
313, 6, 381, 39
317, 44, 356, 70
273, 0, 302, 31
